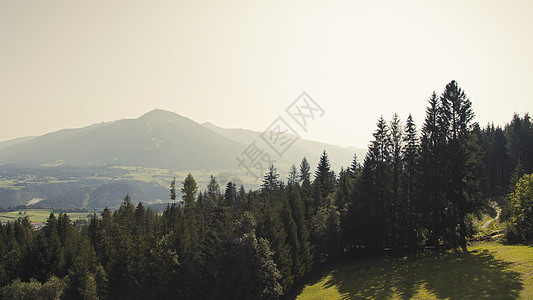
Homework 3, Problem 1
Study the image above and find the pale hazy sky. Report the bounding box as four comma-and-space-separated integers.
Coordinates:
1, 0, 531, 148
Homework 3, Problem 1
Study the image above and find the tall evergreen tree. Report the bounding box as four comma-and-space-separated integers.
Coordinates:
299, 157, 314, 223
170, 177, 177, 202
314, 151, 334, 199
402, 113, 419, 249
299, 157, 311, 184
506, 113, 533, 174
223, 181, 237, 207
288, 164, 299, 186
419, 91, 447, 251
420, 81, 483, 251
286, 184, 313, 275
480, 124, 509, 193
262, 165, 282, 195
182, 173, 198, 209
349, 154, 361, 178
390, 114, 403, 247
441, 80, 482, 251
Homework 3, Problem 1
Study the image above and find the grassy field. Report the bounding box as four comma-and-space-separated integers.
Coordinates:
0, 209, 93, 223
0, 179, 26, 190
296, 242, 533, 299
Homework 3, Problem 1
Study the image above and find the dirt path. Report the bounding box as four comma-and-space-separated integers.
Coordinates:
482, 208, 501, 229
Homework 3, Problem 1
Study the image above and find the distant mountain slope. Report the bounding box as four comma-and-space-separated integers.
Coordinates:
202, 122, 365, 172
0, 110, 248, 170
37, 181, 150, 210
0, 109, 367, 210
0, 136, 36, 151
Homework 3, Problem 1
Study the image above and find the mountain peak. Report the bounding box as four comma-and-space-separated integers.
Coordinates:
139, 109, 182, 120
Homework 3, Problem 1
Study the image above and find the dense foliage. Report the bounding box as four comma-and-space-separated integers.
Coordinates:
0, 81, 531, 299
506, 174, 533, 243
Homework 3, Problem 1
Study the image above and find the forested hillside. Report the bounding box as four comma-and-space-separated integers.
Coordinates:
0, 81, 531, 299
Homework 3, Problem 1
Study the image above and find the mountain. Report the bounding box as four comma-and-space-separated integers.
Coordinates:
0, 109, 366, 210
1, 110, 365, 172
0, 136, 36, 151
202, 122, 365, 171
0, 110, 247, 170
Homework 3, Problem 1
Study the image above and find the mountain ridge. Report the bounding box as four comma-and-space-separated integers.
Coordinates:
0, 109, 366, 210
0, 109, 247, 170
1, 109, 365, 170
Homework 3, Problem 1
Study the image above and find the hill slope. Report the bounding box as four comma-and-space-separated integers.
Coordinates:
0, 110, 247, 170
202, 122, 366, 171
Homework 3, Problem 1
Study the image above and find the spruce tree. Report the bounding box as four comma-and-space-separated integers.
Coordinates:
349, 153, 361, 178
299, 157, 311, 184
402, 113, 419, 250
390, 114, 403, 247
262, 165, 282, 195
170, 177, 177, 202
287, 184, 313, 275
299, 157, 314, 223
223, 181, 237, 207
419, 91, 446, 251
182, 173, 198, 209
288, 164, 299, 186
441, 80, 482, 251
314, 151, 334, 199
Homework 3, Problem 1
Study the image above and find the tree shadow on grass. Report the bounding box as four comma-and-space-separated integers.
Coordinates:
324, 249, 523, 299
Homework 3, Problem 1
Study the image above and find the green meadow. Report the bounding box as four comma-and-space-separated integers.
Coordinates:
0, 209, 92, 224
297, 242, 533, 299
0, 180, 26, 190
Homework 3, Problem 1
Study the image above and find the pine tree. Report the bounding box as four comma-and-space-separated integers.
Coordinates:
182, 173, 198, 210
402, 113, 419, 250
479, 124, 509, 193
420, 82, 483, 251
390, 114, 403, 247
107, 196, 138, 298
288, 164, 299, 186
441, 80, 482, 251
287, 184, 313, 275
506, 113, 533, 174
299, 157, 311, 184
280, 196, 301, 285
263, 204, 292, 293
262, 165, 282, 195
299, 157, 314, 223
311, 195, 340, 262
223, 181, 237, 207
349, 154, 361, 178
367, 116, 393, 248
255, 237, 283, 299
314, 151, 334, 199
419, 91, 447, 251
170, 177, 177, 202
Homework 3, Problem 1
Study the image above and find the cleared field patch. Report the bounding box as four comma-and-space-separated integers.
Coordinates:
0, 209, 92, 224
0, 179, 26, 190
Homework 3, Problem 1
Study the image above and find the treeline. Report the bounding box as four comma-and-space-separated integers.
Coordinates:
0, 80, 531, 299
479, 111, 533, 194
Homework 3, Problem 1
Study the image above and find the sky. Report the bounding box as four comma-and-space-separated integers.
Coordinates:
1, 0, 532, 148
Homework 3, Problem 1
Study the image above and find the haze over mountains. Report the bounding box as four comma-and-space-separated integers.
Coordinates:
0, 109, 365, 210
0, 110, 245, 170
0, 109, 364, 171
